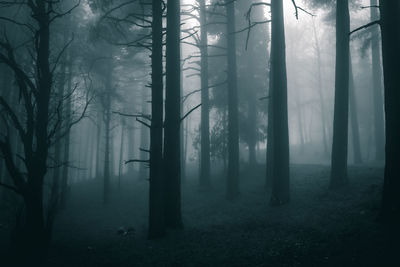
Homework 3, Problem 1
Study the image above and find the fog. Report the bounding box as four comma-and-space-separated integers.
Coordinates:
0, 0, 398, 266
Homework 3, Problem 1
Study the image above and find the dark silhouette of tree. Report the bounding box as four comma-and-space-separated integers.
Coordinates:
379, 0, 400, 223
0, 0, 84, 261
330, 0, 350, 189
269, 0, 290, 205
164, 0, 183, 228
148, 0, 166, 238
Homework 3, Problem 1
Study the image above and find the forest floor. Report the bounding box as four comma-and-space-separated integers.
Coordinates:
0, 163, 398, 267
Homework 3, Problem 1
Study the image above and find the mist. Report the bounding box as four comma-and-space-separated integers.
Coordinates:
0, 0, 399, 266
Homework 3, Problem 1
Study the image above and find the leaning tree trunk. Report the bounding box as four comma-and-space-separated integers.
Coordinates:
379, 0, 400, 223
148, 0, 165, 239
370, 0, 385, 161
330, 0, 350, 189
269, 0, 290, 205
225, 0, 240, 200
349, 59, 362, 164
199, 0, 211, 189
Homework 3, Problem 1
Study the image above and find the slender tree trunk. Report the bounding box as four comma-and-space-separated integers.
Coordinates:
148, 0, 166, 238
379, 0, 400, 223
370, 0, 385, 161
102, 60, 113, 204
95, 109, 102, 179
128, 126, 136, 178
118, 120, 125, 189
349, 60, 362, 164
330, 0, 350, 189
48, 56, 67, 225
225, 0, 240, 199
103, 102, 111, 204
60, 55, 73, 209
199, 0, 211, 189
269, 0, 290, 205
139, 93, 149, 179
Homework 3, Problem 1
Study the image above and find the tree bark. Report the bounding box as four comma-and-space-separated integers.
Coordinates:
269, 0, 290, 205
330, 0, 350, 189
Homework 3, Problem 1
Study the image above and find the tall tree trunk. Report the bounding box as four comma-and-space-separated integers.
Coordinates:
379, 0, 400, 223
148, 0, 166, 238
370, 0, 385, 161
102, 60, 113, 204
103, 102, 111, 204
349, 60, 362, 164
48, 55, 67, 226
127, 126, 136, 178
330, 0, 350, 189
60, 54, 73, 209
269, 0, 290, 205
199, 0, 211, 189
95, 109, 102, 179
226, 0, 240, 200
164, 0, 182, 228
118, 119, 125, 189
139, 93, 149, 179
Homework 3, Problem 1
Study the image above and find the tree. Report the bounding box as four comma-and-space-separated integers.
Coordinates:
349, 58, 362, 164
225, 0, 240, 200
199, 0, 211, 189
379, 0, 400, 223
370, 0, 385, 161
164, 0, 183, 228
269, 0, 290, 205
148, 0, 166, 238
330, 0, 350, 189
0, 0, 83, 261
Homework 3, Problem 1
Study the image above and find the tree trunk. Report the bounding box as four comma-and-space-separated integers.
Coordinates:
226, 0, 240, 200
269, 0, 290, 205
139, 93, 149, 179
379, 0, 400, 223
95, 109, 102, 179
370, 0, 385, 161
60, 54, 73, 209
103, 102, 111, 204
199, 0, 211, 189
164, 0, 182, 228
148, 0, 166, 238
330, 0, 350, 189
349, 59, 362, 164
118, 119, 125, 189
